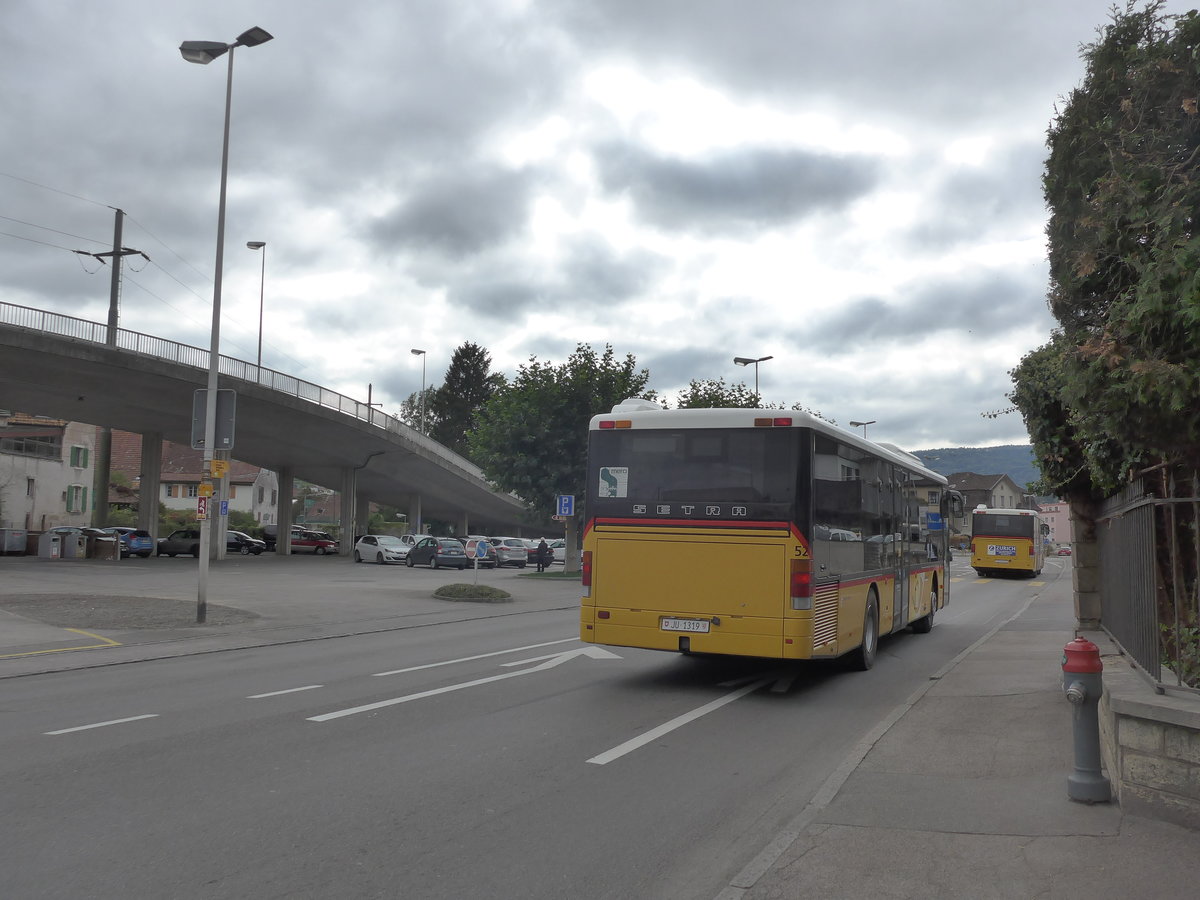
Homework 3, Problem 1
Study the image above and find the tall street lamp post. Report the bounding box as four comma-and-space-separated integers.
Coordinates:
849, 419, 876, 438
247, 240, 266, 370
411, 348, 427, 433
733, 354, 773, 400
181, 25, 273, 623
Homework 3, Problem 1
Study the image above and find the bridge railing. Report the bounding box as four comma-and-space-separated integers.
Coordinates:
0, 300, 490, 482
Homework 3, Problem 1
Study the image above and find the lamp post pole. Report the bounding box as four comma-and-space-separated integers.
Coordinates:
733, 354, 773, 400
849, 419, 876, 438
411, 348, 427, 433
247, 240, 266, 370
181, 26, 273, 623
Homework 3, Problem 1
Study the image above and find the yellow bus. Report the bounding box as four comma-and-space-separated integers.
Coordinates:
969, 506, 1047, 578
579, 400, 961, 670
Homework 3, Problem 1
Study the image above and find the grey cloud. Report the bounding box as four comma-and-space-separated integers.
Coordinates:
367, 167, 539, 259
594, 143, 879, 233
811, 272, 1053, 347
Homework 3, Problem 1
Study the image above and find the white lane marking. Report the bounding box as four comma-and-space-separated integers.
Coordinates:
587, 678, 772, 766
311, 646, 620, 722
45, 714, 159, 735
247, 685, 324, 699
372, 637, 577, 677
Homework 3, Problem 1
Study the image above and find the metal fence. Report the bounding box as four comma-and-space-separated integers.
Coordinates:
0, 300, 487, 480
1098, 468, 1200, 695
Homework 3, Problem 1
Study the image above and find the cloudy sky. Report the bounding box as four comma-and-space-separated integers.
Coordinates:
3, 0, 1188, 451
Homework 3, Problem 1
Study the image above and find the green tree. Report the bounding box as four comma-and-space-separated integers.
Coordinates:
1012, 1, 1200, 496
469, 344, 652, 561
427, 342, 505, 458
674, 377, 759, 408
397, 386, 441, 435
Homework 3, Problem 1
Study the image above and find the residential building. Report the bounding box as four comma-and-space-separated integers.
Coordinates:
1038, 499, 1074, 546
946, 472, 1034, 536
0, 411, 97, 531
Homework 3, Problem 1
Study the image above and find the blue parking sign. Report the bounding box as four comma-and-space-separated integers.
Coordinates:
557, 495, 575, 517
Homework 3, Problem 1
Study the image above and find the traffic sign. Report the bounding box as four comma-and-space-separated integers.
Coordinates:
220, 500, 229, 517
556, 494, 575, 517
197, 496, 209, 520
474, 540, 490, 559
198, 483, 214, 498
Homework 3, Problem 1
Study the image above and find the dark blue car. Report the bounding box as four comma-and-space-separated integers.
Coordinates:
104, 526, 155, 558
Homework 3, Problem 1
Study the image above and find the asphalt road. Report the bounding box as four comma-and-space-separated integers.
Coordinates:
0, 554, 1071, 898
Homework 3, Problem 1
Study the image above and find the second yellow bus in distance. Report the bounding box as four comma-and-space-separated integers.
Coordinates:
969, 506, 1048, 577
579, 400, 961, 669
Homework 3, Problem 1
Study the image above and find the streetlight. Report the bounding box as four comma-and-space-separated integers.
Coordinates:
246, 241, 266, 370
181, 25, 273, 623
411, 348, 427, 433
849, 419, 876, 438
733, 354, 773, 399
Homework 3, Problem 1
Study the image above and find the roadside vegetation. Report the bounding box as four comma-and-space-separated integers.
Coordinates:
1009, 1, 1199, 683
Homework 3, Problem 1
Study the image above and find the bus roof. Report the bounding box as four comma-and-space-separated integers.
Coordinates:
973, 507, 1040, 517
591, 399, 948, 485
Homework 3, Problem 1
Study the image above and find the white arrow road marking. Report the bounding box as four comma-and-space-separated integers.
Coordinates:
45, 714, 159, 735
247, 685, 324, 699
309, 646, 621, 722
587, 677, 773, 765
372, 637, 578, 677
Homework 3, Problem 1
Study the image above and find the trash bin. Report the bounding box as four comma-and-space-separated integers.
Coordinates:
37, 532, 63, 560
90, 536, 121, 561
61, 533, 87, 559
0, 528, 29, 555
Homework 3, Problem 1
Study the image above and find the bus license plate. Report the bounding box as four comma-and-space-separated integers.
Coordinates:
661, 617, 710, 633
988, 545, 1017, 556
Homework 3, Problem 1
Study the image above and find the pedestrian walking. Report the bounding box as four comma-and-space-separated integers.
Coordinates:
536, 538, 550, 573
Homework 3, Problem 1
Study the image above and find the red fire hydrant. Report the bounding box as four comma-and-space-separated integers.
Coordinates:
1062, 637, 1111, 803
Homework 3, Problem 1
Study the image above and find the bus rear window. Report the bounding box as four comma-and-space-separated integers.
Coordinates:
974, 514, 1034, 538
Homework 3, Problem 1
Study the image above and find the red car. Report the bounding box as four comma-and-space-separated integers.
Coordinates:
1057, 546, 1073, 556
291, 530, 338, 555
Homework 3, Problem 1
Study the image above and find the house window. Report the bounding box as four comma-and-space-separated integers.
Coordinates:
66, 484, 88, 513
27, 477, 35, 497
229, 485, 237, 499
69, 445, 89, 468
271, 490, 277, 505
257, 486, 264, 503
186, 484, 199, 498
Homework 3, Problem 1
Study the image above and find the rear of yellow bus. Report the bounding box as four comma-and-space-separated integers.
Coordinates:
578, 407, 818, 660
970, 510, 1042, 577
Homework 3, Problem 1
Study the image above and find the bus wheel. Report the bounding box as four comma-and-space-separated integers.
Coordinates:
852, 591, 879, 671
912, 587, 936, 634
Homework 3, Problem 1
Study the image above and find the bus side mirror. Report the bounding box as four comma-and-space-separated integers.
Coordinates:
948, 494, 963, 518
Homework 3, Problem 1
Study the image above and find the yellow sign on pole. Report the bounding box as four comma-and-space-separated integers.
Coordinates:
210, 459, 229, 478
198, 483, 214, 498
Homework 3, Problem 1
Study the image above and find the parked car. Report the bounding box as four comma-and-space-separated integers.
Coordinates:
549, 539, 567, 563
523, 539, 541, 565
406, 537, 468, 569
354, 534, 410, 564
1057, 546, 1073, 556
291, 530, 338, 555
227, 530, 266, 555
490, 537, 529, 568
103, 526, 154, 558
263, 524, 307, 552
158, 528, 201, 557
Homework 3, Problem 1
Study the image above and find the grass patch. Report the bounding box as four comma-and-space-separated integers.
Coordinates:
433, 583, 513, 603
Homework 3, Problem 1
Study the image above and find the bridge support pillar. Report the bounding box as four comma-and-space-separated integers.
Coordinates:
355, 489, 370, 540
411, 495, 423, 536
139, 432, 162, 542
339, 467, 356, 556
277, 467, 294, 556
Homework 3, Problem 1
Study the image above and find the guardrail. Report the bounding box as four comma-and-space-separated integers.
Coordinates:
1098, 468, 1200, 695
0, 300, 490, 482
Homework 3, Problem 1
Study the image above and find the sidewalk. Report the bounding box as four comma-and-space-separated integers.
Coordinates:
0, 554, 581, 677
720, 577, 1200, 899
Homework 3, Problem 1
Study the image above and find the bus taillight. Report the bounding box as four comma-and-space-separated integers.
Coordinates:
790, 558, 812, 610
582, 550, 593, 597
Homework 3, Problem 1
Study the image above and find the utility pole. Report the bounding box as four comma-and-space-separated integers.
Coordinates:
85, 208, 146, 528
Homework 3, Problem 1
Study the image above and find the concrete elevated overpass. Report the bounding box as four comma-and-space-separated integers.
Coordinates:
0, 302, 531, 553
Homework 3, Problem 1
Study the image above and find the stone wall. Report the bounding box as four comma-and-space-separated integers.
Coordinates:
1091, 631, 1200, 830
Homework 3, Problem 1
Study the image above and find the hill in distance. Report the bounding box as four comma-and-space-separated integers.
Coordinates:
912, 445, 1040, 492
